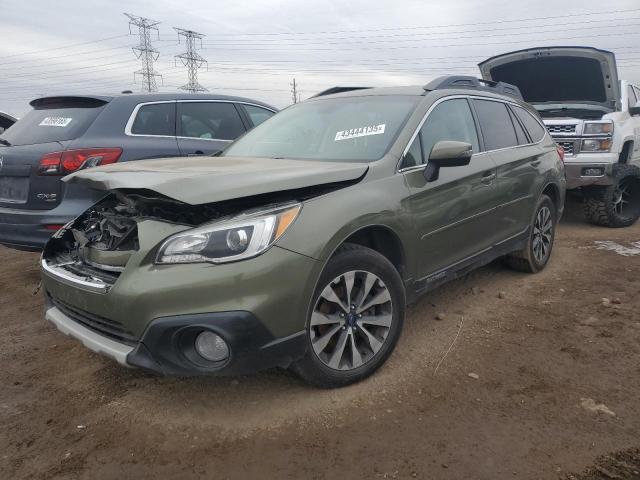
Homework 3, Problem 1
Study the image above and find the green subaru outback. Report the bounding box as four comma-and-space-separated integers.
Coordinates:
40, 76, 566, 387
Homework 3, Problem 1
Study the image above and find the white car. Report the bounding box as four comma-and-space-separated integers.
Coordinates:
480, 47, 640, 227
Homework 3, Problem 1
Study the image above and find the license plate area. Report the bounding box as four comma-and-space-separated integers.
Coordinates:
0, 176, 29, 203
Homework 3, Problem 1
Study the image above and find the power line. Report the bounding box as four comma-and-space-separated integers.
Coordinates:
125, 13, 162, 92
191, 7, 640, 36
0, 34, 129, 60
174, 28, 208, 93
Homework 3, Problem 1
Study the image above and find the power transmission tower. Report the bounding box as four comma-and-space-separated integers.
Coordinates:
125, 13, 162, 92
290, 78, 301, 104
174, 28, 208, 93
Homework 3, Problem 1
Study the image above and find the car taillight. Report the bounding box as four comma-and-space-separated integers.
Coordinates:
556, 144, 565, 162
38, 148, 122, 175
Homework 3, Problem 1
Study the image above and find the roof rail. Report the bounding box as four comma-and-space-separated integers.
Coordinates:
312, 86, 372, 98
423, 76, 523, 99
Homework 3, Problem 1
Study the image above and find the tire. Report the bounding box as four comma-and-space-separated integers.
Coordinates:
505, 194, 556, 273
291, 244, 405, 388
583, 164, 640, 228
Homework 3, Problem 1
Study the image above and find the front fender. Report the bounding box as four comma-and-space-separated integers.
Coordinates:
276, 173, 417, 286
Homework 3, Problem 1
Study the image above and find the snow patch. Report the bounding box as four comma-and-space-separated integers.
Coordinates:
593, 240, 640, 256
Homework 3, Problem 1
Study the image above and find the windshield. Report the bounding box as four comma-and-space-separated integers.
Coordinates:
0, 99, 106, 146
223, 95, 419, 162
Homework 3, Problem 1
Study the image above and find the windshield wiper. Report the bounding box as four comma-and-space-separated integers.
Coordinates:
0, 138, 11, 146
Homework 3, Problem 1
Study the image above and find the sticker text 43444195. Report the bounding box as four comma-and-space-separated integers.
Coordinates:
335, 124, 386, 141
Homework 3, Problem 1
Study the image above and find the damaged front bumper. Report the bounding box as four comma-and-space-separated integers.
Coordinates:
43, 293, 308, 376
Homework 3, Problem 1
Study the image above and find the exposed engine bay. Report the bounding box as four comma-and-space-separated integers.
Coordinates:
42, 180, 356, 286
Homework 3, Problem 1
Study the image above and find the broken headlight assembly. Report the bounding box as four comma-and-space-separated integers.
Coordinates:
155, 203, 301, 264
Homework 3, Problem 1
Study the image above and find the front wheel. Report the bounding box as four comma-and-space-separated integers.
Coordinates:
505, 194, 557, 273
291, 244, 405, 388
583, 164, 640, 228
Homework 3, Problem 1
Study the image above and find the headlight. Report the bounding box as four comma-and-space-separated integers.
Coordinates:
583, 121, 613, 135
581, 138, 612, 152
156, 203, 301, 264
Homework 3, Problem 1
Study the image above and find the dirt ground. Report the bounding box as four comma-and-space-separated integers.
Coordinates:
1, 198, 639, 480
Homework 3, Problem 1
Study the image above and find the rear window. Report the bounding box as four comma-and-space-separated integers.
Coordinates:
512, 106, 546, 143
131, 103, 176, 136
473, 99, 518, 151
0, 98, 105, 146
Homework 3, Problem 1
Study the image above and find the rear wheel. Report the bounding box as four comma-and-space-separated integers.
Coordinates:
291, 244, 405, 388
505, 194, 556, 273
583, 164, 640, 228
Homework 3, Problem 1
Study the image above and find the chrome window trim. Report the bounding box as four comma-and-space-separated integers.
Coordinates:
397, 94, 546, 173
124, 100, 276, 140
124, 100, 176, 138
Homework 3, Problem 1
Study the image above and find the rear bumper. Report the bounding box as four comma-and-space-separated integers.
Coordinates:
44, 295, 307, 376
0, 188, 102, 251
0, 220, 73, 251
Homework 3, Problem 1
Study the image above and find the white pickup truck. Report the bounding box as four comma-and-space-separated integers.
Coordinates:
480, 47, 640, 227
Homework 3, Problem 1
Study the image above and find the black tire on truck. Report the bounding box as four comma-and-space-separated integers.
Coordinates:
583, 164, 640, 228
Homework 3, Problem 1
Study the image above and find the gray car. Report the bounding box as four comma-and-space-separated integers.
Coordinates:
0, 93, 276, 251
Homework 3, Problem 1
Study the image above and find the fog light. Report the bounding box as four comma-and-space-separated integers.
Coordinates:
194, 331, 230, 362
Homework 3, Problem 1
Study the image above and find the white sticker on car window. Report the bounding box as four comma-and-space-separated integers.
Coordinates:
39, 117, 73, 127
335, 124, 386, 141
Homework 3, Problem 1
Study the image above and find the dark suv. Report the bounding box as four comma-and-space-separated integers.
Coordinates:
0, 93, 276, 251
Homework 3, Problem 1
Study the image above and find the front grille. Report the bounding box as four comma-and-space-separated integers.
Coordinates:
557, 141, 576, 156
547, 124, 577, 134
47, 293, 137, 345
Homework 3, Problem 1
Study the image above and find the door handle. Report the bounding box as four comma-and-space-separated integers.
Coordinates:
188, 150, 205, 156
481, 172, 496, 184
530, 159, 542, 167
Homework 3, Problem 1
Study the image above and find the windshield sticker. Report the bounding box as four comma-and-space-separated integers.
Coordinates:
39, 117, 73, 127
335, 124, 386, 141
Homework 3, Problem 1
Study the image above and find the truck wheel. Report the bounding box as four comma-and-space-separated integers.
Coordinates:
505, 194, 556, 273
291, 244, 405, 388
583, 164, 640, 228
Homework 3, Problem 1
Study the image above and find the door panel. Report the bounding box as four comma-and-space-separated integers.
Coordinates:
405, 153, 499, 277
490, 146, 541, 238
401, 98, 500, 278
176, 102, 246, 156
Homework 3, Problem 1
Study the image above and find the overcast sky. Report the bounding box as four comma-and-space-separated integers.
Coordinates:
2, 0, 640, 116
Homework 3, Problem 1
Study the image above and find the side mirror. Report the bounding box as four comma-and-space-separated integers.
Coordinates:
424, 140, 473, 182
630, 101, 640, 116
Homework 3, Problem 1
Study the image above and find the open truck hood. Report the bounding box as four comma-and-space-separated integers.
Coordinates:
478, 47, 619, 110
63, 156, 369, 205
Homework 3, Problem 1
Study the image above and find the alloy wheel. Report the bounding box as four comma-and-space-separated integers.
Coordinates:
532, 206, 553, 264
613, 178, 632, 215
310, 270, 393, 371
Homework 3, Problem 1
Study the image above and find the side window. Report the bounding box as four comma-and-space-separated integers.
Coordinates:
627, 86, 638, 110
130, 103, 176, 136
634, 87, 640, 104
243, 104, 275, 127
400, 135, 423, 169
178, 102, 246, 140
419, 99, 479, 161
512, 105, 546, 143
508, 107, 529, 145
473, 100, 518, 151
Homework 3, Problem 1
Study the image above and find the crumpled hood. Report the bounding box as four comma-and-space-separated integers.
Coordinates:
479, 46, 620, 110
63, 155, 369, 205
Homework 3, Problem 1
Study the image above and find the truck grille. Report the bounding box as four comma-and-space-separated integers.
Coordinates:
47, 292, 137, 345
557, 141, 576, 156
547, 124, 577, 134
